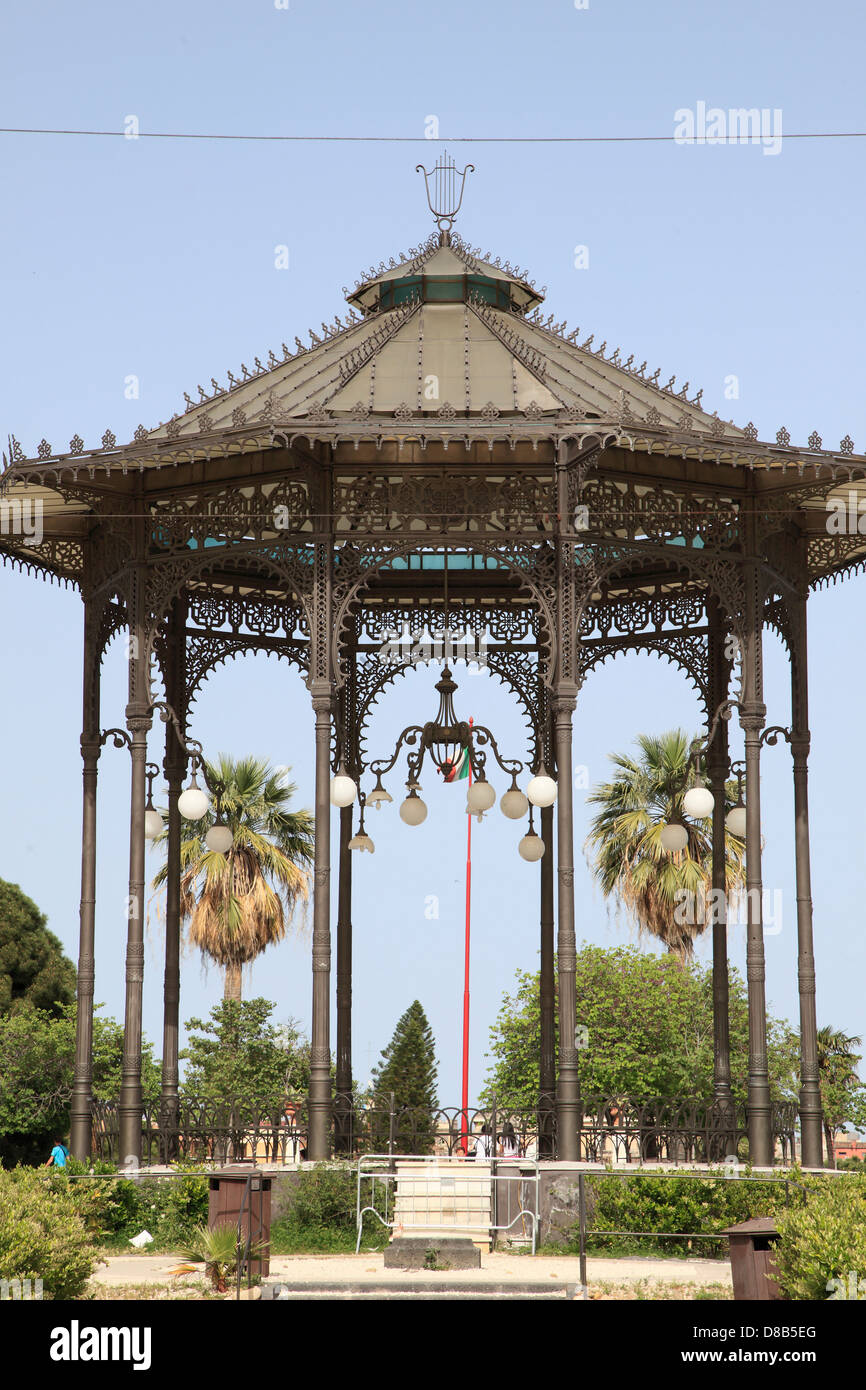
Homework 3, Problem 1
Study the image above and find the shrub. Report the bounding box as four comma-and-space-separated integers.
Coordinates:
581, 1169, 794, 1258
271, 1164, 389, 1253
0, 1168, 99, 1298
774, 1177, 866, 1300
289, 1165, 358, 1232
20, 1164, 210, 1251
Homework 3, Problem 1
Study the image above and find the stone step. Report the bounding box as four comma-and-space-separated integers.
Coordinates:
259, 1281, 574, 1301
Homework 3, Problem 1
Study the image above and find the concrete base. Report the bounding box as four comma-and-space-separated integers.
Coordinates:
383, 1236, 481, 1271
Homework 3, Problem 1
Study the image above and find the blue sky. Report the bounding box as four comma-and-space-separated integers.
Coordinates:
1, 0, 864, 1102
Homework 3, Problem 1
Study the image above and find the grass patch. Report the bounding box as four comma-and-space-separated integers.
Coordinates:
85, 1278, 222, 1301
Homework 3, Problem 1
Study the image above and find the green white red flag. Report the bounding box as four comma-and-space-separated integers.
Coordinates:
442, 746, 470, 782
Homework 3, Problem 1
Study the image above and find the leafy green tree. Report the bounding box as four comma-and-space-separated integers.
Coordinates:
180, 998, 310, 1103
482, 944, 799, 1108
816, 1026, 866, 1167
586, 731, 745, 958
151, 757, 314, 1000
0, 1003, 160, 1166
0, 880, 76, 1016
371, 1001, 439, 1154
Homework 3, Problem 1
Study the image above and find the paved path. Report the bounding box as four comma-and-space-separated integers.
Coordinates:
92, 1251, 731, 1290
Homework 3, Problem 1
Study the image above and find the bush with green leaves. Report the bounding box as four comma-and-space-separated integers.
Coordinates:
578, 1169, 795, 1257
0, 1168, 99, 1298
30, 1164, 210, 1251
271, 1164, 389, 1253
774, 1176, 866, 1300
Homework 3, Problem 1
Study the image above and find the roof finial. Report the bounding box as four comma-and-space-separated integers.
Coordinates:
416, 150, 474, 244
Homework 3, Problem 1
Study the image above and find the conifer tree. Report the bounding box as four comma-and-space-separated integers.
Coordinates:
371, 1001, 438, 1153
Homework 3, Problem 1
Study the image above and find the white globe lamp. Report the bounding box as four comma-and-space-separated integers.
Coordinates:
205, 823, 233, 855
660, 821, 689, 854
518, 832, 545, 862
330, 765, 357, 808
399, 790, 428, 826
178, 778, 209, 821
726, 804, 747, 837
466, 779, 496, 814
500, 786, 529, 820
144, 808, 163, 840
683, 784, 715, 819
526, 769, 557, 808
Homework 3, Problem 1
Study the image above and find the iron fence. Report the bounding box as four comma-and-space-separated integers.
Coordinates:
91, 1097, 309, 1166
82, 1093, 797, 1166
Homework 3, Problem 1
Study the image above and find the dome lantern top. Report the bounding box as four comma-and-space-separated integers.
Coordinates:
346, 153, 544, 317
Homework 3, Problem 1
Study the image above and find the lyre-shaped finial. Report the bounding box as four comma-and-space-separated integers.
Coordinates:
416, 150, 475, 238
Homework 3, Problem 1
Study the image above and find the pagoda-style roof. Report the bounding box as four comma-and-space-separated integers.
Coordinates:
143, 231, 726, 435
2, 226, 866, 595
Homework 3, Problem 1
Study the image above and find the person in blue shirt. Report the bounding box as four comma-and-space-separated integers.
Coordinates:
45, 1140, 69, 1168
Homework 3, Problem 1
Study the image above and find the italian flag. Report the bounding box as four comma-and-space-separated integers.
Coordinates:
442, 747, 470, 783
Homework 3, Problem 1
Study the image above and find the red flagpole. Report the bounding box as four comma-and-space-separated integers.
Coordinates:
461, 719, 473, 1155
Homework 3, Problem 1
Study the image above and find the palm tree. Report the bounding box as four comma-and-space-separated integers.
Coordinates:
152, 756, 314, 1000
816, 1026, 864, 1168
586, 729, 745, 959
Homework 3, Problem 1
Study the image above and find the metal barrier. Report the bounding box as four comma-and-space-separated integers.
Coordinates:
570, 1168, 808, 1294
355, 1154, 540, 1254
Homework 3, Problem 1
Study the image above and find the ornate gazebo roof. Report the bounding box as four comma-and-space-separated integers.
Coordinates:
3, 221, 866, 594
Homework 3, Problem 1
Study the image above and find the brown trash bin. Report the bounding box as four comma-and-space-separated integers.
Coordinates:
723, 1217, 782, 1301
208, 1165, 272, 1277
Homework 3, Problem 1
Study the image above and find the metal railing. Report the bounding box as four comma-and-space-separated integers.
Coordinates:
91, 1097, 309, 1166
356, 1153, 540, 1254
81, 1093, 797, 1166
568, 1168, 808, 1294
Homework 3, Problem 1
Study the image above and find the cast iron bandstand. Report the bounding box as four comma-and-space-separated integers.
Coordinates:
3, 166, 864, 1166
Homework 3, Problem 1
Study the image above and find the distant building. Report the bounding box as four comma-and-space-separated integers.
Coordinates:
833, 1133, 866, 1161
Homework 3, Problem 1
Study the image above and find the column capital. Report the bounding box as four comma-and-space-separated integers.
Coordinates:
738, 700, 766, 734
125, 702, 153, 735
310, 679, 335, 715
80, 735, 102, 763
552, 685, 578, 716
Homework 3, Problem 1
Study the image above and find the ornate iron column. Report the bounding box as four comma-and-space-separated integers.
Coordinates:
70, 595, 102, 1159
790, 586, 823, 1167
739, 518, 772, 1165
160, 595, 187, 1143
707, 597, 733, 1113
334, 654, 356, 1154
553, 689, 580, 1159
554, 443, 580, 1160
538, 680, 555, 1157
539, 799, 556, 1156
334, 801, 354, 1153
118, 560, 153, 1165
308, 681, 334, 1159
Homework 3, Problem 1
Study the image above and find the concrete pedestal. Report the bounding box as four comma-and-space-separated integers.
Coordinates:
383, 1236, 481, 1270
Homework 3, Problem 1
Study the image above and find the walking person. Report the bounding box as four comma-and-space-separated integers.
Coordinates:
45, 1138, 69, 1168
